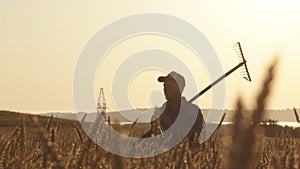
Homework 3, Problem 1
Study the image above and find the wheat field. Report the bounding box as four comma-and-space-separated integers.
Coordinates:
1, 59, 300, 169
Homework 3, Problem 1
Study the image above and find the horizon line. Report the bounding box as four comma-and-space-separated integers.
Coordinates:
1, 107, 299, 114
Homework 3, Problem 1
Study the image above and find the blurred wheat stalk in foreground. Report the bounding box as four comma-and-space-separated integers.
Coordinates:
227, 58, 278, 169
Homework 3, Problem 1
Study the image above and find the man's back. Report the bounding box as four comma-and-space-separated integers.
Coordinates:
144, 97, 204, 140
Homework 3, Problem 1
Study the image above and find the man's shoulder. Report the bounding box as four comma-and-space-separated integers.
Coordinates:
151, 104, 166, 119
181, 97, 201, 111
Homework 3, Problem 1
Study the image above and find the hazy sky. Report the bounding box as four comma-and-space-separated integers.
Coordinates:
1, 1, 300, 113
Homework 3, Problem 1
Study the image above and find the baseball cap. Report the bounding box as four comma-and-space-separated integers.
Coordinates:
158, 71, 185, 92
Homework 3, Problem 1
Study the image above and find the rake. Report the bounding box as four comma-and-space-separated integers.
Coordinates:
189, 42, 252, 103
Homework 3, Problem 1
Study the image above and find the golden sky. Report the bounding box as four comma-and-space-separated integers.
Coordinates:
1, 1, 300, 112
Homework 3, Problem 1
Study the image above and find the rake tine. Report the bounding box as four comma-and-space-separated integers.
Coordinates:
243, 77, 250, 81
236, 42, 252, 82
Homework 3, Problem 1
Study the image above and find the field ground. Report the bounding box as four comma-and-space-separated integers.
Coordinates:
1, 110, 300, 169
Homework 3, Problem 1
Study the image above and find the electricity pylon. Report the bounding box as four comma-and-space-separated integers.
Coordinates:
97, 88, 107, 121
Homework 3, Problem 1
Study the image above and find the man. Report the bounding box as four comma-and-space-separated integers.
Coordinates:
143, 71, 204, 141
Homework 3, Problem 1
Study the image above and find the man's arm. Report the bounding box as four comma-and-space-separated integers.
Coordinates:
141, 108, 162, 138
188, 109, 204, 139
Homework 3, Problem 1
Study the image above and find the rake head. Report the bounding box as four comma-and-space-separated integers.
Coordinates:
234, 42, 252, 82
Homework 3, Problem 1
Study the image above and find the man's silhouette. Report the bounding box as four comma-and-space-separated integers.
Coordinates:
143, 71, 204, 140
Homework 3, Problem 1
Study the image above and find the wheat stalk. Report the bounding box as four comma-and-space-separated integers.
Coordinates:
46, 114, 53, 132
293, 107, 300, 123
30, 116, 64, 169
228, 58, 277, 169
